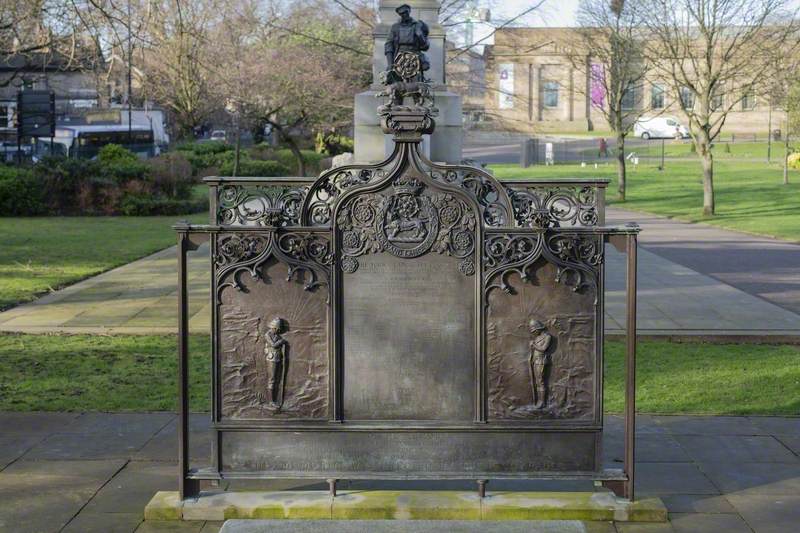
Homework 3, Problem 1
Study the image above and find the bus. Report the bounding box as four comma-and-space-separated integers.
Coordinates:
34, 125, 157, 160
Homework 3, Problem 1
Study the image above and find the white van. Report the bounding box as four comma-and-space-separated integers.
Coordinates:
634, 116, 690, 139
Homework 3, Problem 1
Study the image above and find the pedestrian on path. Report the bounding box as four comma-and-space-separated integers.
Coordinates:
598, 138, 609, 158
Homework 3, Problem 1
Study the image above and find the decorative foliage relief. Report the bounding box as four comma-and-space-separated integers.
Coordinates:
304, 166, 392, 227
217, 184, 309, 227
484, 232, 602, 300
337, 175, 477, 276
506, 185, 599, 229
424, 161, 512, 228
215, 232, 333, 297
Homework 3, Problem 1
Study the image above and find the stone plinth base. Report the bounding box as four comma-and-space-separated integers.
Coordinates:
219, 519, 618, 532
145, 491, 667, 523
355, 89, 463, 164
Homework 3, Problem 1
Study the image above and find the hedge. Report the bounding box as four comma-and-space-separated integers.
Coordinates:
0, 145, 202, 217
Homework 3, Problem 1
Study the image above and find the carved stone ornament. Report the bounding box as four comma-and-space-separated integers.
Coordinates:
337, 174, 477, 274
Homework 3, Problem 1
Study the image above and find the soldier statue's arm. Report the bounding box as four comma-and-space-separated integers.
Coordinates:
415, 20, 430, 51
385, 24, 398, 70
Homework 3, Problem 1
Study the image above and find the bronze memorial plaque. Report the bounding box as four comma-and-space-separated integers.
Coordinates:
174, 10, 640, 500
342, 252, 475, 421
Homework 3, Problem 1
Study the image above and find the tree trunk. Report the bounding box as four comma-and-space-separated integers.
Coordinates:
233, 116, 241, 178
785, 135, 790, 185
271, 121, 306, 176
616, 131, 627, 201
700, 149, 715, 216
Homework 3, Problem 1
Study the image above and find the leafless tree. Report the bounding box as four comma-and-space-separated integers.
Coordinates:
137, 0, 223, 139
635, 0, 800, 215
230, 0, 371, 175
0, 0, 101, 89
572, 0, 648, 201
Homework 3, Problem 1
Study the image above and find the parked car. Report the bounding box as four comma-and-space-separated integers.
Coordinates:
634, 117, 690, 140
210, 130, 227, 142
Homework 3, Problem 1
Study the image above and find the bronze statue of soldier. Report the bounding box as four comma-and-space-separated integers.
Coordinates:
528, 319, 553, 409
384, 4, 431, 83
263, 317, 288, 409
379, 4, 435, 109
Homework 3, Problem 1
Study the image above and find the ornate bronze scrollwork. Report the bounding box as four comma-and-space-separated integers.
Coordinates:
483, 232, 603, 300
215, 231, 333, 298
506, 185, 599, 229
218, 185, 308, 227
337, 176, 477, 275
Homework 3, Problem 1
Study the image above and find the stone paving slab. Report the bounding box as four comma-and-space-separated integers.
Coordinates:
724, 494, 800, 533
668, 512, 752, 533
0, 459, 128, 533
674, 435, 798, 463
0, 412, 798, 531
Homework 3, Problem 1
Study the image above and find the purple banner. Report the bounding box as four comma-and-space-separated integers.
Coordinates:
590, 63, 605, 109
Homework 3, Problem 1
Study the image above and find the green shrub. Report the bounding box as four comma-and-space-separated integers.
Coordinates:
176, 141, 232, 155
95, 145, 149, 184
147, 152, 194, 199
97, 144, 139, 165
788, 152, 800, 170
175, 142, 233, 176
315, 132, 354, 156
274, 149, 323, 175
218, 158, 290, 177
0, 168, 48, 216
119, 194, 207, 216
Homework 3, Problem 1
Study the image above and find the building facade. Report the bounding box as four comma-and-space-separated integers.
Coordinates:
484, 28, 785, 136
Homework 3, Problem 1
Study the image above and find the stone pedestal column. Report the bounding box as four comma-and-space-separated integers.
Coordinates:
354, 0, 463, 164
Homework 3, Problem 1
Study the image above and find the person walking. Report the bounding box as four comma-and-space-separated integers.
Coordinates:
598, 138, 609, 158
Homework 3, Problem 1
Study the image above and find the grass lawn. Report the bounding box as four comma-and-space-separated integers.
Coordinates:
0, 333, 797, 415
492, 160, 800, 241
0, 214, 206, 311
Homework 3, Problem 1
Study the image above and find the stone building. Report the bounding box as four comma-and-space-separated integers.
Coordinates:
484, 27, 785, 136
0, 52, 104, 142
446, 44, 487, 126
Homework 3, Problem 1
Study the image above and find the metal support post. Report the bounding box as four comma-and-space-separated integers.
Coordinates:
178, 232, 200, 500
477, 479, 488, 499
623, 233, 638, 500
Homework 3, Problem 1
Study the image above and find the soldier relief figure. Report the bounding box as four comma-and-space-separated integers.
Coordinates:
528, 319, 553, 409
261, 317, 288, 410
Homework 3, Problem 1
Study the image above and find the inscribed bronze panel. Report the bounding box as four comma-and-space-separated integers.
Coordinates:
342, 253, 476, 421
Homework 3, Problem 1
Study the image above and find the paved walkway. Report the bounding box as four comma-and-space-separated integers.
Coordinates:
0, 209, 797, 337
1, 411, 798, 532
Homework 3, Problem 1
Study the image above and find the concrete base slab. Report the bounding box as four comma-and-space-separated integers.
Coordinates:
145, 491, 667, 523
218, 519, 618, 532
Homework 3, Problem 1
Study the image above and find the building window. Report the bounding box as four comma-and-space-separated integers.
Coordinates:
543, 81, 559, 108
711, 89, 725, 112
741, 90, 756, 110
0, 105, 9, 128
651, 84, 665, 109
621, 84, 638, 111
680, 86, 695, 110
